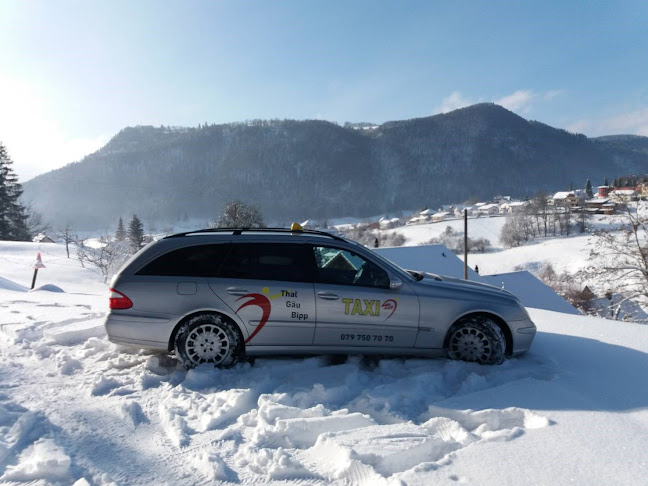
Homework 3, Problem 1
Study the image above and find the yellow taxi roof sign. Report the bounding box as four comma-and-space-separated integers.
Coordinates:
291, 222, 304, 231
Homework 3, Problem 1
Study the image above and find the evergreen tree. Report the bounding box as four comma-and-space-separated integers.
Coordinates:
569, 181, 574, 191
115, 217, 126, 241
604, 177, 609, 186
127, 214, 145, 252
585, 179, 593, 198
0, 143, 30, 240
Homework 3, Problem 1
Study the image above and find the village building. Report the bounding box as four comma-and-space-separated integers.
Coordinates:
406, 215, 427, 225
500, 201, 530, 214
609, 188, 639, 202
431, 211, 452, 222
641, 184, 648, 199
438, 204, 455, 213
584, 198, 616, 215
32, 233, 55, 243
379, 217, 401, 230
477, 203, 500, 216
597, 186, 611, 198
550, 191, 579, 207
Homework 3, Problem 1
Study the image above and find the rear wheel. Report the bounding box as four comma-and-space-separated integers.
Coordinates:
174, 314, 243, 369
446, 316, 506, 365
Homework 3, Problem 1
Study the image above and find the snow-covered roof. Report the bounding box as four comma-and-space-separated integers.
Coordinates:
553, 192, 576, 199
374, 244, 480, 280
478, 204, 499, 210
419, 209, 434, 215
32, 233, 55, 243
480, 271, 580, 315
612, 189, 636, 195
432, 212, 452, 218
507, 201, 529, 207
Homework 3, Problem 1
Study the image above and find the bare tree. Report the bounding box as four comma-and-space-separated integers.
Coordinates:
22, 202, 49, 238
77, 237, 131, 283
588, 202, 648, 303
211, 200, 265, 228
576, 207, 591, 233
500, 210, 535, 247
555, 206, 573, 236
532, 192, 551, 237
54, 223, 77, 258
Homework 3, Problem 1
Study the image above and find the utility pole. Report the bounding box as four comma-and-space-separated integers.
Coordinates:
463, 209, 468, 280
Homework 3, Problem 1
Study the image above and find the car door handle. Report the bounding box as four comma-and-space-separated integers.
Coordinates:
317, 291, 340, 301
226, 287, 250, 296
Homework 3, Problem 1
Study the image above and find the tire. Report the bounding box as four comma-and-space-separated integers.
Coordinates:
446, 315, 506, 365
174, 314, 243, 369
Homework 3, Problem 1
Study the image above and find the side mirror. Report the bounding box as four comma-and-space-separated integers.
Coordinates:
390, 277, 403, 290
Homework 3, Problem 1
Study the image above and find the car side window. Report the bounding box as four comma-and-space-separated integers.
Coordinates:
218, 243, 315, 282
136, 244, 230, 277
312, 246, 389, 289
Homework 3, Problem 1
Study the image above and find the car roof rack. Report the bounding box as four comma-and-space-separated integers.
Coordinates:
164, 227, 348, 243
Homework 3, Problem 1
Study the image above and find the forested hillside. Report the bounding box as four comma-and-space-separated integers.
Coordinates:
23, 104, 648, 229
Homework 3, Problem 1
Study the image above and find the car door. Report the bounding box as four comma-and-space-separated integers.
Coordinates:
208, 243, 316, 346
311, 245, 419, 348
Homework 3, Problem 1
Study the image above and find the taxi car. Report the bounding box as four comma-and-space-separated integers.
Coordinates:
105, 225, 536, 368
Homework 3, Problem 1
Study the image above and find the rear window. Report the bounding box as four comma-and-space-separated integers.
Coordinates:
219, 243, 315, 282
136, 244, 230, 277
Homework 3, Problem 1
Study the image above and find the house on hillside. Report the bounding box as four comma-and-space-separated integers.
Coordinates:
585, 198, 616, 215
406, 215, 426, 225
477, 203, 500, 216
432, 211, 452, 222
500, 201, 530, 214
598, 186, 612, 198
640, 184, 648, 200
453, 205, 476, 217
379, 217, 401, 229
609, 188, 639, 203
32, 233, 55, 244
438, 204, 455, 212
550, 192, 579, 207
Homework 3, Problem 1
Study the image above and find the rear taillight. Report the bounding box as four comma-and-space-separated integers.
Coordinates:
109, 288, 133, 310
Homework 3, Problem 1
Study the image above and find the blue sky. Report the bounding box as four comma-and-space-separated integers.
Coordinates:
1, 0, 647, 180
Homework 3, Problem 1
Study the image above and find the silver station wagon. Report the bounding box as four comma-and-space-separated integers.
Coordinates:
105, 227, 536, 368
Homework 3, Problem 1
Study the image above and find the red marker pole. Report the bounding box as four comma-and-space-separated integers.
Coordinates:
31, 253, 46, 290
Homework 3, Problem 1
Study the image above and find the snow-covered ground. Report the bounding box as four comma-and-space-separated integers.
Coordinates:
379, 215, 600, 277
1, 241, 647, 485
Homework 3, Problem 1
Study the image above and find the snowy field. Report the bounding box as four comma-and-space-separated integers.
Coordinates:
381, 216, 604, 277
0, 241, 647, 485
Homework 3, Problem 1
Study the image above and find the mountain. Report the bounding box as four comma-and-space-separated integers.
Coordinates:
23, 103, 648, 229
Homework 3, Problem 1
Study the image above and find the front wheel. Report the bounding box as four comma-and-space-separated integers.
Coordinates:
446, 316, 506, 365
174, 314, 243, 369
